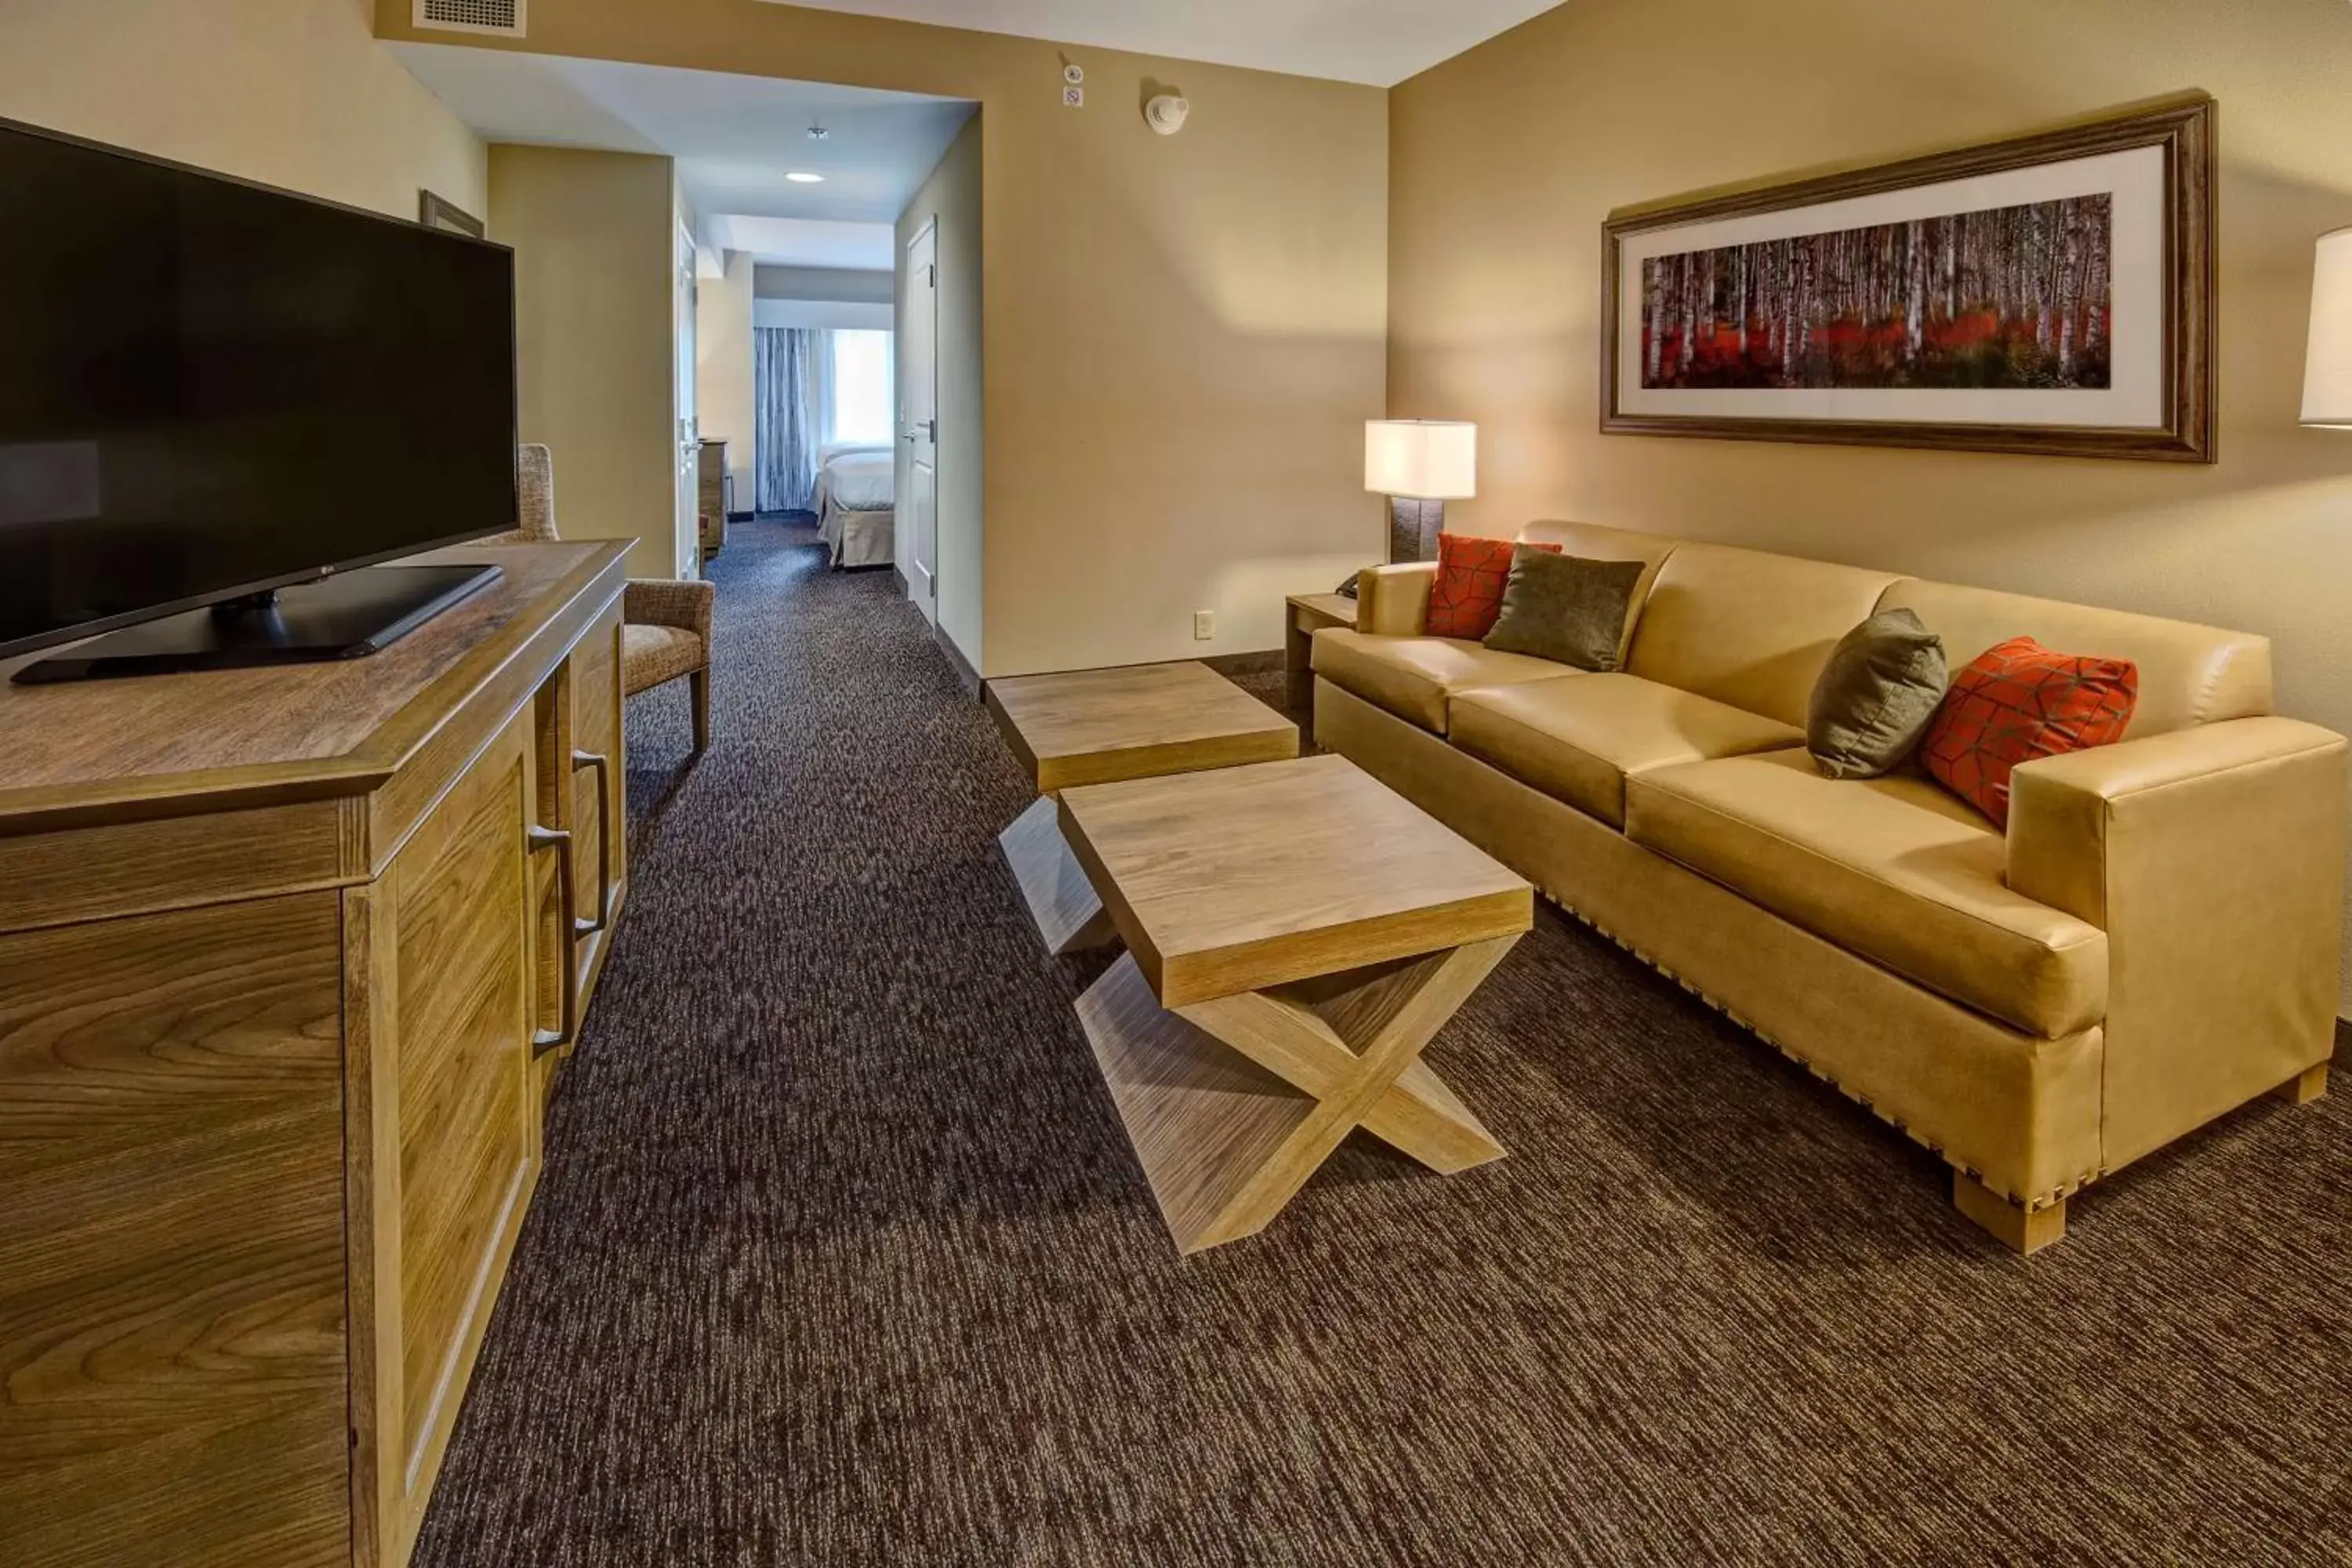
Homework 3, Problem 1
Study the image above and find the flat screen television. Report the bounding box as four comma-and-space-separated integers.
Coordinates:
0, 115, 518, 682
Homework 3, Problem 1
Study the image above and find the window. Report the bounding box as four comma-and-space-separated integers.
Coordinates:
829, 330, 895, 445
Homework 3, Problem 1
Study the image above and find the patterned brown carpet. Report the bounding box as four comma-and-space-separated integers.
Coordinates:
415, 518, 2352, 1567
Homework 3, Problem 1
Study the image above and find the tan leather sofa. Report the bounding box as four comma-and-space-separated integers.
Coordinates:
1314, 521, 2347, 1252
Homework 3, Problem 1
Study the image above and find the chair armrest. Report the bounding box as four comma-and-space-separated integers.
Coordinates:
1356, 562, 1438, 637
2006, 716, 2347, 1167
624, 578, 715, 644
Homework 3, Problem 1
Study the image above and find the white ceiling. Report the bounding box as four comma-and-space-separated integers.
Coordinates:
391, 45, 973, 262
754, 0, 1563, 86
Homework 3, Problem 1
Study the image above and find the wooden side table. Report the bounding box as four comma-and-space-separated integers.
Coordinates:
1284, 591, 1357, 712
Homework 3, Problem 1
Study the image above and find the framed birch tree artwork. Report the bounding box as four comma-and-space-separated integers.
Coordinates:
1601, 95, 2215, 461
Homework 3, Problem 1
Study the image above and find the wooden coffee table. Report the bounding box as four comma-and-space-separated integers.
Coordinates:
1058, 754, 1534, 1254
986, 661, 1298, 954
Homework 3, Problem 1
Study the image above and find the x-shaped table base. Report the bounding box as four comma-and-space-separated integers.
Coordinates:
1075, 936, 1516, 1254
1000, 797, 1116, 955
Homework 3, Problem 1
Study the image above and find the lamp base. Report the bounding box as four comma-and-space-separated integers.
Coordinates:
1388, 497, 1446, 563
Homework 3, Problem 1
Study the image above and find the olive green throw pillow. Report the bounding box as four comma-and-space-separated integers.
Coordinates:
1806, 608, 1951, 779
1482, 549, 1648, 671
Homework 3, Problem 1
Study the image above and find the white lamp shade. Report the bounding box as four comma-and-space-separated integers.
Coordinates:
2303, 227, 2352, 426
1366, 420, 1476, 499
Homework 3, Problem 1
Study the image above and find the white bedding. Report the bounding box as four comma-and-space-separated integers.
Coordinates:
820, 450, 896, 513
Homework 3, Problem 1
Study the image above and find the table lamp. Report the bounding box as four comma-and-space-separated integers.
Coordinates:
2303, 227, 2352, 428
1366, 420, 1476, 563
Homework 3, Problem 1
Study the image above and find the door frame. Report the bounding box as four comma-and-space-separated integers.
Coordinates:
903, 216, 940, 622
674, 219, 700, 578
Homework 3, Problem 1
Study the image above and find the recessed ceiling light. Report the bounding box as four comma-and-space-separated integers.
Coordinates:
786, 172, 826, 184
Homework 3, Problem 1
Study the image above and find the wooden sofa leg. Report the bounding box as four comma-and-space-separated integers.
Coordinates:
2272, 1064, 2329, 1105
1953, 1172, 2066, 1255
689, 669, 711, 755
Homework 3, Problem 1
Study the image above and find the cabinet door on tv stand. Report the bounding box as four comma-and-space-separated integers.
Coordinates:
354, 710, 540, 1568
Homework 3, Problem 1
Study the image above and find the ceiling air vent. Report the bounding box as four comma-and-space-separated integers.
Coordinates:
414, 0, 525, 37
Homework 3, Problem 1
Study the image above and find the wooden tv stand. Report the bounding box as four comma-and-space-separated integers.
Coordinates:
0, 542, 633, 1568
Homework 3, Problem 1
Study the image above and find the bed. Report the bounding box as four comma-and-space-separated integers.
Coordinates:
815, 442, 896, 569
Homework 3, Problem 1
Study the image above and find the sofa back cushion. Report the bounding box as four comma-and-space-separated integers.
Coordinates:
1517, 521, 1679, 668
1877, 579, 2270, 738
1625, 543, 1902, 727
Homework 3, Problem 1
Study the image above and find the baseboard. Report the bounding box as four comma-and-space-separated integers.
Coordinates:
891, 567, 908, 597
726, 510, 754, 523
1201, 648, 1283, 678
2336, 1014, 2349, 1059
935, 623, 982, 699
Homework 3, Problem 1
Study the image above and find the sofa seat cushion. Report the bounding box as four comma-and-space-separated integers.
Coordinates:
1312, 630, 1581, 734
1626, 749, 2107, 1038
1450, 673, 1802, 828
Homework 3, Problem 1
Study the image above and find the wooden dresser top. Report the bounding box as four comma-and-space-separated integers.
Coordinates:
0, 543, 630, 830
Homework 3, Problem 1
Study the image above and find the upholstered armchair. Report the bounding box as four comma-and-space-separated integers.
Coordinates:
507, 444, 713, 753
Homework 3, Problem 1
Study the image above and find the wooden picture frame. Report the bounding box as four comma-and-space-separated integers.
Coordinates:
418, 189, 485, 240
1600, 94, 2216, 462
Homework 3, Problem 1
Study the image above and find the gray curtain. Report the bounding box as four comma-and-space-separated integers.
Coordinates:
754, 327, 825, 514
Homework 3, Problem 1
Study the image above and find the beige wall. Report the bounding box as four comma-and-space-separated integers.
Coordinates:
898, 115, 985, 670
1390, 0, 2352, 1010
372, 0, 1388, 677
491, 145, 680, 577
698, 250, 757, 511
0, 0, 483, 221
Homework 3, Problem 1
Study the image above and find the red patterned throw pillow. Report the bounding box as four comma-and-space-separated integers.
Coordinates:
1918, 637, 2139, 827
1426, 533, 1559, 641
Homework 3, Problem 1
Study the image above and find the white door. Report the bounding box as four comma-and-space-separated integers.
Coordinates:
903, 221, 939, 622
675, 223, 701, 577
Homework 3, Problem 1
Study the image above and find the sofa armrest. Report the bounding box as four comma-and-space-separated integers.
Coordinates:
2008, 718, 2346, 924
2007, 716, 2347, 1168
625, 578, 715, 644
1356, 562, 1438, 637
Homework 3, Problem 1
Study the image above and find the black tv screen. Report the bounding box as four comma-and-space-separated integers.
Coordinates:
0, 117, 517, 659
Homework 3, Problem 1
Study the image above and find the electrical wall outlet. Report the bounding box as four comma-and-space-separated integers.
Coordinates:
1193, 611, 1214, 641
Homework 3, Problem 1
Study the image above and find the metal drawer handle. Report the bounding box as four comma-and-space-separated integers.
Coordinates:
570, 749, 615, 936
528, 824, 578, 1056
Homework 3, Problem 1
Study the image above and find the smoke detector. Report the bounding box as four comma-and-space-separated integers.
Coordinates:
1145, 94, 1190, 136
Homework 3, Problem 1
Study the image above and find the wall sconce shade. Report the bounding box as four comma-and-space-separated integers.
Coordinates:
1365, 420, 1477, 499
2303, 227, 2352, 428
